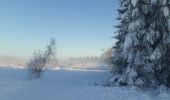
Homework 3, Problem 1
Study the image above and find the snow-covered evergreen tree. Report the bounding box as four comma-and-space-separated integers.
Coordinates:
149, 0, 170, 87
121, 0, 153, 88
111, 0, 130, 86
112, 0, 170, 88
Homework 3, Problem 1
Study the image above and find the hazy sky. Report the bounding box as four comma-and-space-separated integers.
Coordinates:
0, 0, 119, 59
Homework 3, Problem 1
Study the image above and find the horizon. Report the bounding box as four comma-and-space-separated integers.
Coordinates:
0, 0, 119, 59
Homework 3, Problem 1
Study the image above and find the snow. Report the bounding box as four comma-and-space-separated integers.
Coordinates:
131, 0, 138, 7
168, 19, 170, 29
121, 11, 129, 21
132, 8, 139, 18
123, 33, 139, 58
150, 47, 163, 60
162, 0, 167, 6
151, 0, 157, 4
146, 30, 161, 45
128, 19, 145, 32
0, 67, 170, 100
123, 34, 133, 55
163, 7, 169, 18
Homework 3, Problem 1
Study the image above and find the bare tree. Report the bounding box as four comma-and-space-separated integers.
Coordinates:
27, 38, 56, 78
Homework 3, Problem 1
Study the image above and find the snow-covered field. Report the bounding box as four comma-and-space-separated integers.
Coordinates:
0, 67, 170, 100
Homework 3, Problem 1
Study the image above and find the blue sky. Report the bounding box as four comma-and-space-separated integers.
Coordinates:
0, 0, 119, 59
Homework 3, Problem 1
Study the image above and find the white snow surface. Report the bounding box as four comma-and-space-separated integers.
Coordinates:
0, 67, 170, 100
163, 6, 169, 18
131, 0, 138, 7
162, 0, 167, 6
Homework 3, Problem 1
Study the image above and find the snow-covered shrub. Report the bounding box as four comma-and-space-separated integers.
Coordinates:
27, 38, 56, 78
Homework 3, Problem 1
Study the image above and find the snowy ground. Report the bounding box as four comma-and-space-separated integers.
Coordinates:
0, 67, 170, 100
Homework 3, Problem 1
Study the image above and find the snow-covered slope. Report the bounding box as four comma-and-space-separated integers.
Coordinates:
0, 67, 170, 100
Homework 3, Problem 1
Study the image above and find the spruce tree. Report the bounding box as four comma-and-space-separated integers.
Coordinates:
122, 0, 152, 87
148, 0, 170, 87
161, 0, 170, 87
141, 0, 170, 87
111, 0, 130, 86
112, 0, 170, 88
